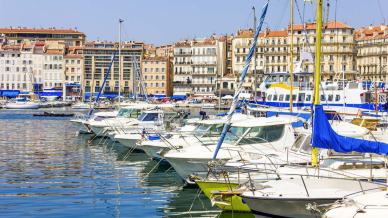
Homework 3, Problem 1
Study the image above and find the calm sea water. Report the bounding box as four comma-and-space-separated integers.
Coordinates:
0, 108, 240, 218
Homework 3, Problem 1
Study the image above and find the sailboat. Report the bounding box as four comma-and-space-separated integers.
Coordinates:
240, 1, 388, 217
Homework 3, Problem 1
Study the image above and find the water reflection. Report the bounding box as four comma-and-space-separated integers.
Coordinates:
0, 109, 226, 217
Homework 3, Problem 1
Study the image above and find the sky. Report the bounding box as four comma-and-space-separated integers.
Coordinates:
0, 0, 387, 45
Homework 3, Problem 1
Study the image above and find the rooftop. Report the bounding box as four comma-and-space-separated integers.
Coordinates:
0, 27, 84, 35
355, 24, 388, 41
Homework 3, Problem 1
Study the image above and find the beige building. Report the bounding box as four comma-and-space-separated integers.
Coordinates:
64, 46, 83, 99
82, 41, 144, 96
142, 56, 172, 96
231, 21, 357, 94
173, 36, 227, 96
355, 25, 388, 82
0, 27, 85, 46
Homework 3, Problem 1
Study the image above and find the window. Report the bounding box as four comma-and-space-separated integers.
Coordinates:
306, 94, 312, 102
279, 94, 284, 101
292, 95, 296, 101
267, 94, 272, 101
273, 94, 278, 101
138, 113, 159, 122
298, 93, 305, 102
335, 95, 341, 102
285, 95, 290, 101
328, 94, 333, 101
320, 94, 326, 101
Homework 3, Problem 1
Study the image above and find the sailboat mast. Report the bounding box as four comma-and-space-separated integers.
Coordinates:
118, 19, 123, 102
289, 0, 294, 112
253, 6, 257, 101
312, 0, 323, 167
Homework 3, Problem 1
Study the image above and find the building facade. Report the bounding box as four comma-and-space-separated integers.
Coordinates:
64, 46, 84, 99
231, 21, 357, 95
355, 25, 388, 82
0, 27, 85, 46
173, 41, 192, 94
142, 56, 172, 96
172, 37, 226, 96
82, 41, 144, 96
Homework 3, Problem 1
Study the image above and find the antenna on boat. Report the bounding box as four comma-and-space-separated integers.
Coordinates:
253, 6, 258, 102
289, 0, 294, 112
118, 19, 124, 102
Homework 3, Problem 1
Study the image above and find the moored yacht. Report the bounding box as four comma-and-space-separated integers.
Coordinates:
162, 115, 297, 181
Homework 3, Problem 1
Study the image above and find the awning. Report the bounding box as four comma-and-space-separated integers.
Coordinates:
65, 83, 81, 87
85, 92, 121, 99
39, 91, 63, 97
171, 95, 187, 100
0, 90, 20, 98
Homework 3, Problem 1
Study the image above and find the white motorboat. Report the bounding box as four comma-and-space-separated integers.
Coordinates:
324, 190, 388, 218
241, 177, 386, 218
5, 100, 40, 109
70, 111, 118, 134
114, 109, 179, 149
139, 115, 249, 160
72, 102, 92, 109
87, 104, 152, 136
162, 115, 297, 180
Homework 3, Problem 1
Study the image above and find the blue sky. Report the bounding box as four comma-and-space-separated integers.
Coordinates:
0, 0, 387, 45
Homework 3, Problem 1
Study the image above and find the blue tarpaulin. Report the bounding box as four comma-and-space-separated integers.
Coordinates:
0, 90, 20, 98
312, 104, 388, 155
85, 92, 120, 99
171, 95, 187, 100
39, 91, 62, 97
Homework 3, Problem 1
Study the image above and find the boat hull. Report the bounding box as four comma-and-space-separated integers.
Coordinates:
242, 195, 336, 218
163, 156, 210, 180
196, 180, 251, 212
70, 119, 91, 134
5, 103, 39, 109
114, 134, 142, 149
141, 142, 168, 159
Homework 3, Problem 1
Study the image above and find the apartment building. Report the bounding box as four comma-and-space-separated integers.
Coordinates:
232, 21, 357, 95
0, 44, 34, 91
172, 37, 226, 96
290, 21, 357, 81
0, 27, 85, 46
82, 41, 144, 96
64, 46, 83, 99
41, 42, 66, 92
173, 41, 192, 94
355, 25, 388, 82
191, 39, 218, 94
142, 56, 172, 96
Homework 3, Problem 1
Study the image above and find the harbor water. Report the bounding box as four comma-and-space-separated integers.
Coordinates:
0, 109, 251, 218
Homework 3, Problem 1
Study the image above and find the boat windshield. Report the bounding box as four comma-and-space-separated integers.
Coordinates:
194, 124, 223, 136
138, 112, 159, 122
225, 124, 285, 145
117, 108, 141, 118
291, 134, 312, 154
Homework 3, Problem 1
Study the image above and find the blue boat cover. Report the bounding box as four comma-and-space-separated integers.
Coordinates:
171, 95, 187, 100
0, 90, 20, 98
312, 104, 388, 155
